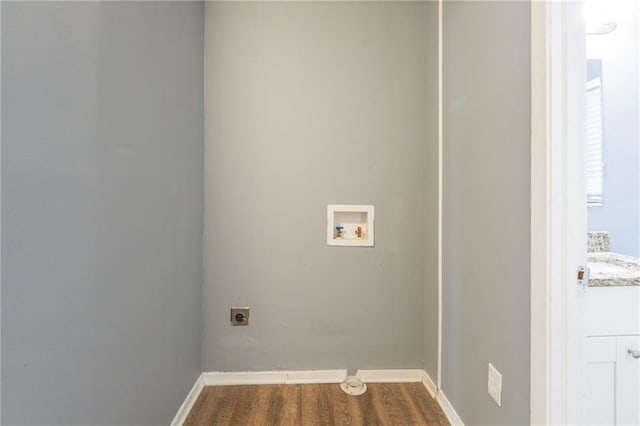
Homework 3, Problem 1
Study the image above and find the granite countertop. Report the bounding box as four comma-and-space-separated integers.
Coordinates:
588, 252, 640, 287
588, 231, 610, 253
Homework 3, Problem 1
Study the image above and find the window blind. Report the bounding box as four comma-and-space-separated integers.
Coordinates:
586, 77, 604, 206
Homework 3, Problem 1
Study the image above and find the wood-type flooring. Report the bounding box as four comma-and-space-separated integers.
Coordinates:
184, 382, 449, 425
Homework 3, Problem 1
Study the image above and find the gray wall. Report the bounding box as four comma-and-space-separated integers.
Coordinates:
586, 0, 640, 257
2, 2, 203, 424
203, 1, 435, 372
442, 2, 531, 425
422, 0, 440, 383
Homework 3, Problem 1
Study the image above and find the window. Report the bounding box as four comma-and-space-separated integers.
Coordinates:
586, 76, 604, 206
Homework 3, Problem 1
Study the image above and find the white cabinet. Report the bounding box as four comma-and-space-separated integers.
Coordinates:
586, 337, 616, 425
616, 336, 640, 425
586, 336, 640, 425
586, 287, 640, 425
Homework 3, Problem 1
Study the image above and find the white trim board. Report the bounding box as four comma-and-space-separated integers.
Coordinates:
421, 370, 464, 426
530, 3, 552, 424
421, 370, 438, 399
355, 369, 424, 383
202, 369, 348, 386
287, 369, 348, 384
437, 0, 444, 394
170, 374, 204, 426
437, 389, 465, 426
530, 2, 589, 425
201, 369, 427, 386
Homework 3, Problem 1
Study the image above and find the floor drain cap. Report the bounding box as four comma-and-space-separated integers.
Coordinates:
340, 376, 367, 396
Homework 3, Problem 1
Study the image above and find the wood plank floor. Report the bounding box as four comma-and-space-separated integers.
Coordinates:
184, 383, 449, 425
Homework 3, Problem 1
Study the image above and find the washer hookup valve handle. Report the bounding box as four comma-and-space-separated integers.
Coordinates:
335, 226, 344, 239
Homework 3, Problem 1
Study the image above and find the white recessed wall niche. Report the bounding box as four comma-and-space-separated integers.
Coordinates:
327, 205, 374, 247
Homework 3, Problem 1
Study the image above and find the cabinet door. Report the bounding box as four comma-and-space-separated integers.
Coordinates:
586, 337, 617, 425
616, 336, 640, 426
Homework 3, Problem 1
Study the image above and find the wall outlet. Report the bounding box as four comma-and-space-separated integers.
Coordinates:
488, 363, 502, 407
230, 307, 250, 326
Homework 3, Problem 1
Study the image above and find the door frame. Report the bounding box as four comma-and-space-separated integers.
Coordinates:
531, 1, 588, 425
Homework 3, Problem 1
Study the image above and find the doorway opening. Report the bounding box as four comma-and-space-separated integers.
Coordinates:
531, 2, 640, 424
584, 1, 640, 424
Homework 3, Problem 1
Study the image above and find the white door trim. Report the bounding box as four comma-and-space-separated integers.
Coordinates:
530, 2, 552, 421
531, 2, 588, 425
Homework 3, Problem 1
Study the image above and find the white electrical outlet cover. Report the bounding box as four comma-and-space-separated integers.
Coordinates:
488, 363, 502, 407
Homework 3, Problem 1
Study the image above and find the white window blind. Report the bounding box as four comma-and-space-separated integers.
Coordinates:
586, 77, 604, 206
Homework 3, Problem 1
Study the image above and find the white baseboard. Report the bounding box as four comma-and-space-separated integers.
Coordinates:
355, 369, 424, 383
286, 369, 347, 384
202, 369, 348, 386
200, 369, 425, 386
421, 370, 438, 398
437, 389, 465, 426
420, 370, 464, 425
170, 373, 204, 426
202, 371, 286, 385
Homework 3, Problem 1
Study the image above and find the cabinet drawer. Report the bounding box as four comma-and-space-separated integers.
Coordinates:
587, 287, 640, 336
